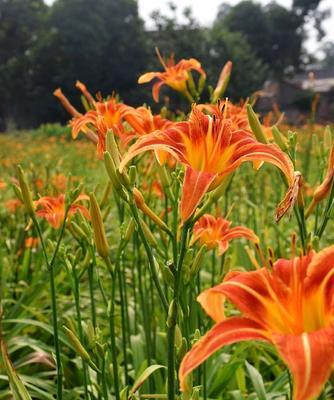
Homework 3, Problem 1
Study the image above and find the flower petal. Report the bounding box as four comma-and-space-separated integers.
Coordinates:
152, 81, 164, 102
273, 328, 334, 400
181, 167, 216, 222
179, 317, 269, 391
138, 72, 159, 84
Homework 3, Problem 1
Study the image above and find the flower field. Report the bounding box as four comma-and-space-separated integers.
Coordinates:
1, 55, 334, 400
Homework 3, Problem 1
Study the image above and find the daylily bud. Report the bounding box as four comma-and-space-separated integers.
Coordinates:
140, 218, 158, 248
167, 300, 177, 328
17, 165, 35, 217
128, 165, 137, 185
212, 61, 232, 103
89, 192, 110, 259
189, 245, 207, 278
12, 184, 24, 203
272, 126, 288, 152
159, 262, 174, 285
247, 105, 268, 144
123, 219, 135, 242
177, 337, 188, 361
133, 188, 170, 232
63, 326, 100, 372
157, 164, 171, 188
104, 152, 128, 201
175, 324, 183, 348
106, 131, 121, 168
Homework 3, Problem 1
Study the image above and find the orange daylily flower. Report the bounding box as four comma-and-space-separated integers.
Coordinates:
34, 194, 90, 229
138, 50, 206, 102
52, 174, 67, 192
180, 246, 334, 400
198, 100, 249, 131
0, 178, 7, 190
5, 199, 22, 214
122, 106, 173, 162
25, 237, 39, 249
120, 106, 299, 222
71, 98, 129, 158
192, 214, 259, 255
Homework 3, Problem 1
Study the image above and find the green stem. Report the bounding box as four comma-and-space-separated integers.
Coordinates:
116, 244, 129, 386
32, 215, 67, 400
129, 202, 168, 313
72, 265, 89, 399
105, 257, 120, 400
167, 222, 190, 400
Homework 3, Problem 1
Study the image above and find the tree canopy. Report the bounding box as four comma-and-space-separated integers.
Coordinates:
0, 0, 329, 130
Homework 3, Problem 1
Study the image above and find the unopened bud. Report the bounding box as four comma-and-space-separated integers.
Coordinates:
63, 326, 100, 372
272, 126, 288, 152
212, 61, 232, 103
167, 300, 177, 328
17, 165, 35, 217
89, 192, 109, 259
123, 219, 135, 242
247, 105, 267, 144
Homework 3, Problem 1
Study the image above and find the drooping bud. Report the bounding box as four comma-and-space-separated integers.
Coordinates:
133, 188, 170, 232
63, 326, 100, 372
89, 192, 109, 259
17, 165, 35, 217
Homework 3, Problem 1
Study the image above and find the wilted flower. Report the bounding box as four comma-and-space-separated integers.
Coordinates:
120, 106, 298, 222
34, 194, 90, 229
192, 214, 259, 255
306, 142, 334, 217
138, 50, 206, 102
180, 246, 334, 400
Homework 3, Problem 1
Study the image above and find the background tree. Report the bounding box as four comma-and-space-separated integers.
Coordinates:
0, 0, 47, 129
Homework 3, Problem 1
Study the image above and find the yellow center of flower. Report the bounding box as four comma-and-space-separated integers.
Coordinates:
183, 115, 236, 174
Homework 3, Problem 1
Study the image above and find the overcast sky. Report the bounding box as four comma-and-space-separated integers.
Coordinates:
45, 0, 333, 55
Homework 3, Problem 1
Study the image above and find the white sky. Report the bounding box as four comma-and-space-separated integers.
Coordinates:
44, 0, 333, 55
138, 0, 334, 55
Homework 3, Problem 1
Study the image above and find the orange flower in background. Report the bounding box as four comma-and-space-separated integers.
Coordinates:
0, 178, 7, 190
52, 174, 67, 192
120, 106, 298, 222
5, 199, 22, 213
138, 50, 206, 102
122, 106, 173, 162
71, 98, 129, 158
25, 237, 39, 249
192, 214, 259, 255
180, 246, 334, 400
198, 100, 249, 131
122, 106, 172, 137
34, 194, 90, 229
